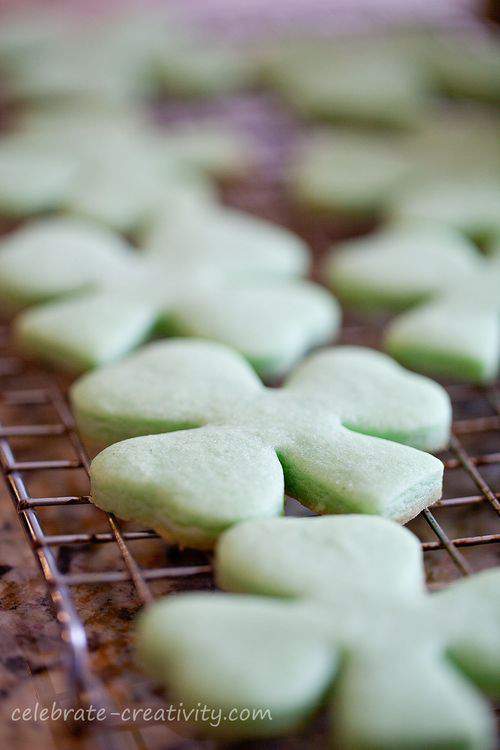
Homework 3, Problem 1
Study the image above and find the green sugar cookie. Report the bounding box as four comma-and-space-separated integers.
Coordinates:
386, 302, 499, 384
266, 37, 427, 128
391, 179, 500, 246
0, 9, 71, 70
4, 38, 134, 105
431, 34, 500, 104
0, 7, 184, 104
8, 213, 337, 377
16, 292, 157, 374
75, 339, 263, 442
385, 260, 500, 384
169, 282, 334, 378
0, 135, 78, 218
14, 105, 249, 183
0, 5, 257, 108
143, 204, 309, 278
63, 153, 168, 235
74, 340, 449, 547
0, 126, 201, 230
0, 217, 133, 314
137, 515, 500, 746
56, 123, 214, 234
154, 123, 251, 179
154, 38, 257, 98
74, 341, 451, 451
138, 593, 335, 738
289, 109, 500, 221
326, 222, 479, 311
407, 108, 500, 182
0, 106, 249, 228
284, 345, 451, 450
215, 515, 425, 601
289, 131, 413, 218
324, 219, 500, 383
92, 427, 284, 549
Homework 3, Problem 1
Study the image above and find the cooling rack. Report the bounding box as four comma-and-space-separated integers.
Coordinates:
0, 306, 499, 749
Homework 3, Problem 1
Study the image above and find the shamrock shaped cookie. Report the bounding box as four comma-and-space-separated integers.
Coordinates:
138, 515, 500, 747
0, 8, 77, 71
386, 263, 500, 384
326, 222, 500, 382
431, 33, 500, 104
407, 108, 500, 184
289, 111, 500, 220
0, 217, 132, 315
154, 34, 257, 98
327, 221, 479, 312
0, 6, 252, 104
392, 179, 500, 246
6, 214, 337, 377
288, 130, 413, 219
264, 35, 427, 128
0, 105, 248, 229
73, 340, 450, 548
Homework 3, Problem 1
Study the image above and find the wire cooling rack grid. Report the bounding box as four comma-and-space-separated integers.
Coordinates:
0, 315, 499, 748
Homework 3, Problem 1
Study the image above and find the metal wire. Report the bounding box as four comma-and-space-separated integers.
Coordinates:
1, 321, 499, 744
0, 334, 213, 746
